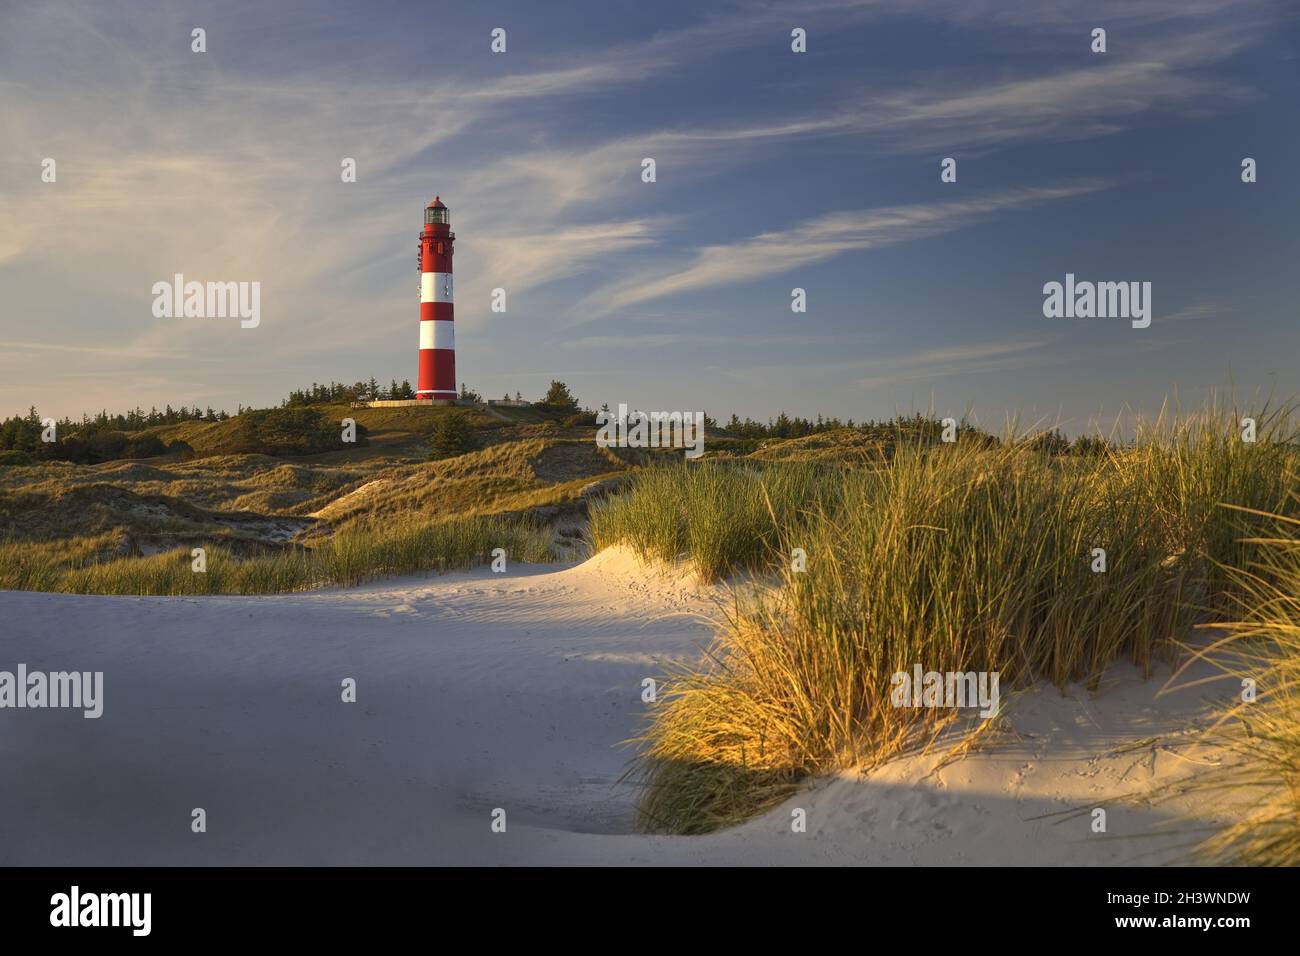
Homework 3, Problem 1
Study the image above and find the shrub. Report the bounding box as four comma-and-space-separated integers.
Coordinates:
1070, 433, 1113, 456
1024, 428, 1069, 455
428, 413, 476, 460
563, 411, 597, 428
123, 434, 168, 459
225, 407, 366, 456
35, 430, 131, 464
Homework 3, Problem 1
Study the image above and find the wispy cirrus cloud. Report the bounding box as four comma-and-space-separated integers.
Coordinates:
1159, 300, 1240, 324
857, 59, 1257, 155
0, 340, 185, 361
580, 182, 1111, 317
855, 338, 1055, 389
554, 329, 877, 351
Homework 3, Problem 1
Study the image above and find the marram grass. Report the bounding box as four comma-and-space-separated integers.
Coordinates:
590, 459, 840, 581
596, 409, 1300, 833
1166, 505, 1300, 865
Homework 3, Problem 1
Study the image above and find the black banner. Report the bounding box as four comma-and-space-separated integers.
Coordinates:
0, 866, 1291, 942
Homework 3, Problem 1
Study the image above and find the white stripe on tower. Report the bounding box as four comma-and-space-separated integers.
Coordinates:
420, 273, 454, 303
419, 321, 454, 350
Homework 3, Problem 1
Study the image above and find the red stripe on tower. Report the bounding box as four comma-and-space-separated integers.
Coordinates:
417, 196, 456, 399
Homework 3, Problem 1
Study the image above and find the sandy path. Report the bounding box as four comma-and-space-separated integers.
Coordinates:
0, 547, 1236, 865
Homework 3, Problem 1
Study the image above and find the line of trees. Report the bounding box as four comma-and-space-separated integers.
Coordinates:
1, 404, 226, 445
0, 408, 190, 464
283, 380, 531, 406
282, 378, 418, 406
716, 411, 1113, 454
0, 405, 224, 450
721, 412, 856, 440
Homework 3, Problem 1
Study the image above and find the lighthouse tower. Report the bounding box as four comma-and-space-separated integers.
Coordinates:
417, 196, 455, 401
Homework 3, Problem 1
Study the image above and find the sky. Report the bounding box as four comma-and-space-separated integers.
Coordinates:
2, 0, 1299, 433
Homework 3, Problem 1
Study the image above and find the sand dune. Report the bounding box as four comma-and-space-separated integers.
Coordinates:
0, 547, 1236, 865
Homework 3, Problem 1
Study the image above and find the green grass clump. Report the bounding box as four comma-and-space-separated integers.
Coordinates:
0, 514, 554, 595
611, 408, 1298, 832
590, 460, 838, 580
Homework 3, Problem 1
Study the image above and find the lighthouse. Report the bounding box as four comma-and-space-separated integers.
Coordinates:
417, 196, 456, 401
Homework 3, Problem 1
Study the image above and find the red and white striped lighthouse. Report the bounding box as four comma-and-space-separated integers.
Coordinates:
417, 196, 455, 400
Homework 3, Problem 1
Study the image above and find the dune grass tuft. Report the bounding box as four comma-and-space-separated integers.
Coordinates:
599, 409, 1299, 832
1166, 505, 1300, 865
590, 460, 839, 581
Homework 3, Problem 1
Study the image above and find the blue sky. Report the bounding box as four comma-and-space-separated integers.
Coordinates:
2, 0, 1298, 432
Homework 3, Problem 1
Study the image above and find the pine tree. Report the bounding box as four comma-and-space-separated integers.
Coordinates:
539, 381, 579, 414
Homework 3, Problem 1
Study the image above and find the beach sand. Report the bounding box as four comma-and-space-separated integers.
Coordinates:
0, 546, 1237, 865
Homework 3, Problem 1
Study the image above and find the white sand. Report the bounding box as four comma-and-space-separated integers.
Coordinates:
0, 546, 1237, 865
